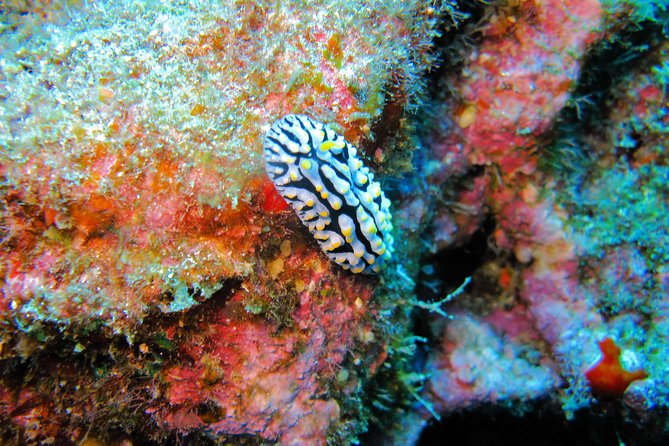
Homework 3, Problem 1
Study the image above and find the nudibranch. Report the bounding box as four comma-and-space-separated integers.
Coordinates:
263, 114, 394, 274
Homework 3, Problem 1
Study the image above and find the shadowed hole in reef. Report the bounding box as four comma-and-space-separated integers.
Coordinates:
155, 278, 242, 319
417, 216, 496, 303
412, 216, 496, 373
416, 402, 669, 446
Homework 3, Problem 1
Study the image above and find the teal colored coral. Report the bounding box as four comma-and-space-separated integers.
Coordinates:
602, 0, 669, 24
571, 164, 669, 264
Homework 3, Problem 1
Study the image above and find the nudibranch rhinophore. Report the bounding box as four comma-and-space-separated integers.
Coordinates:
263, 114, 394, 274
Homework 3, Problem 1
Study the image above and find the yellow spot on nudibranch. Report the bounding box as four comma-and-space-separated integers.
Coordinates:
342, 226, 353, 237
320, 141, 335, 151
300, 159, 312, 170
332, 201, 342, 211
320, 140, 345, 151
290, 171, 298, 181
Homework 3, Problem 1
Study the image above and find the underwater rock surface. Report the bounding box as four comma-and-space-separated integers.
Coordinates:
1, 0, 669, 445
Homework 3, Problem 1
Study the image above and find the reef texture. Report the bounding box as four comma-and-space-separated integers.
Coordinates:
0, 0, 439, 330
407, 0, 669, 444
2, 0, 669, 444
423, 0, 606, 415
0, 0, 445, 444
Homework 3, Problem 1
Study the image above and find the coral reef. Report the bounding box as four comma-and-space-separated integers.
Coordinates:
420, 0, 605, 417
406, 0, 669, 443
1, 0, 668, 444
0, 0, 439, 331
0, 0, 449, 444
155, 250, 376, 444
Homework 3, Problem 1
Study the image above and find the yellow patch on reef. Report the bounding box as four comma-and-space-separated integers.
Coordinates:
280, 239, 292, 257
457, 104, 477, 128
268, 257, 284, 278
294, 279, 306, 293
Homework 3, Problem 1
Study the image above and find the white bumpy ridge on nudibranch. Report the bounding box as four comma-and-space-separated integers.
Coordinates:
263, 114, 394, 274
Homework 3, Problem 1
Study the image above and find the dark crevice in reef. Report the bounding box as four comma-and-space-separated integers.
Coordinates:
546, 17, 669, 179
364, 78, 407, 158
152, 277, 242, 322
417, 400, 669, 446
417, 215, 496, 301
361, 0, 492, 174
425, 0, 492, 101
411, 215, 496, 353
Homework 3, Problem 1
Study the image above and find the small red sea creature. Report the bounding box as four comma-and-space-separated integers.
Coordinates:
585, 338, 648, 399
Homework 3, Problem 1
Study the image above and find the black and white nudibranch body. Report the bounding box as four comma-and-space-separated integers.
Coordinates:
263, 114, 394, 274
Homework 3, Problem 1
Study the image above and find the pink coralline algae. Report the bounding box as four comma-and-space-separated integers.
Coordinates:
423, 0, 610, 417
418, 0, 667, 437
156, 251, 374, 444
428, 314, 558, 411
